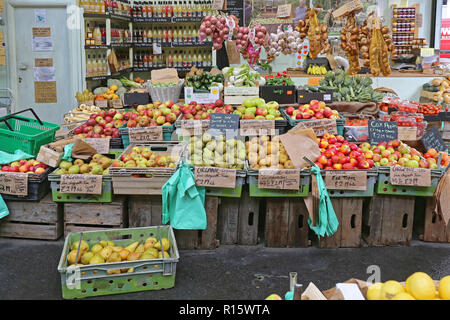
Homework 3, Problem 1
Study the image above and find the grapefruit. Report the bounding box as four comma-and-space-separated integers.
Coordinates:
406, 272, 436, 300
438, 276, 450, 300
380, 281, 405, 300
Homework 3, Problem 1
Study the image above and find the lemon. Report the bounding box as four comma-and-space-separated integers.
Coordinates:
366, 282, 383, 300
265, 294, 282, 300
406, 272, 436, 300
380, 281, 405, 300
391, 292, 415, 300
438, 276, 450, 300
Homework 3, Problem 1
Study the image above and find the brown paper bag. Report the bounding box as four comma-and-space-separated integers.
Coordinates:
226, 41, 241, 65
71, 138, 97, 160
322, 278, 370, 300
279, 128, 321, 169
108, 49, 120, 73
151, 68, 179, 84
433, 168, 450, 226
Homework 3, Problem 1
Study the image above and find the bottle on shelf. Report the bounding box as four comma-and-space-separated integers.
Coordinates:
148, 27, 153, 43
93, 24, 102, 45
163, 27, 168, 44
85, 23, 93, 45
86, 54, 92, 76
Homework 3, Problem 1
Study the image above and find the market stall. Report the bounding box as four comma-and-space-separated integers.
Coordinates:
0, 0, 449, 301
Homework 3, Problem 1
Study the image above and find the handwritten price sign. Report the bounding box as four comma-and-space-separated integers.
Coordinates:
194, 167, 236, 188
0, 173, 28, 196
390, 167, 431, 187
60, 175, 103, 194
258, 169, 300, 190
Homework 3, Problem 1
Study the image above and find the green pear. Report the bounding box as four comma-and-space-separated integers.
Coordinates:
81, 251, 94, 265
91, 243, 103, 254
89, 254, 105, 265
70, 240, 89, 253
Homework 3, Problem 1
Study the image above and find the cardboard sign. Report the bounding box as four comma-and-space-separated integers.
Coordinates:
37, 145, 63, 168
421, 127, 448, 152
0, 173, 28, 196
212, 0, 225, 10
293, 119, 338, 137
258, 169, 300, 190
398, 126, 417, 141
390, 167, 431, 187
368, 121, 398, 144
32, 27, 51, 37
332, 0, 363, 18
129, 127, 164, 142
240, 120, 276, 136
181, 120, 210, 130
194, 167, 236, 188
325, 170, 367, 191
210, 113, 239, 134
34, 58, 53, 67
226, 41, 241, 64
276, 4, 294, 18
108, 99, 123, 109
85, 138, 110, 154
34, 81, 57, 103
60, 175, 103, 194
95, 99, 108, 108
151, 68, 179, 85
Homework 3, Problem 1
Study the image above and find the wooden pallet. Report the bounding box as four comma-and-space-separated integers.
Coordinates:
63, 197, 128, 237
217, 190, 260, 246
174, 196, 219, 250
362, 195, 415, 246
423, 198, 450, 243
318, 198, 363, 248
265, 198, 309, 248
128, 195, 163, 227
0, 195, 63, 240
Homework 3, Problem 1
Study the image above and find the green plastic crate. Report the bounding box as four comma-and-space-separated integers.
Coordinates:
119, 122, 175, 148
0, 115, 59, 155
321, 169, 378, 198
247, 170, 311, 197
280, 108, 345, 136
48, 172, 113, 203
376, 167, 443, 196
57, 226, 179, 299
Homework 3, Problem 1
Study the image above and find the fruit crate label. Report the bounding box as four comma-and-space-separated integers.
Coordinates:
108, 99, 123, 109
85, 138, 110, 154
181, 120, 210, 130
307, 78, 322, 86
95, 100, 108, 109
258, 169, 300, 190
421, 127, 448, 152
293, 119, 337, 136
325, 170, 367, 191
60, 174, 103, 194
389, 167, 431, 187
368, 120, 398, 144
397, 126, 417, 141
194, 167, 236, 188
184, 87, 220, 105
240, 120, 276, 136
0, 173, 28, 196
129, 127, 163, 142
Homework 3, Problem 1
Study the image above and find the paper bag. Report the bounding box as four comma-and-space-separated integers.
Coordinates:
322, 278, 370, 300
226, 41, 241, 65
151, 68, 179, 84
279, 128, 321, 169
433, 168, 450, 226
71, 138, 97, 160
108, 49, 120, 74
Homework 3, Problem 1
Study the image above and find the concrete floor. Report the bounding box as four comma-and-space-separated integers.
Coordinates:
0, 238, 449, 300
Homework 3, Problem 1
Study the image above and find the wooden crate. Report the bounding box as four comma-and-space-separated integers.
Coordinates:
128, 195, 162, 227
265, 198, 309, 248
362, 195, 415, 246
0, 194, 63, 240
423, 198, 450, 243
217, 189, 260, 246
174, 196, 219, 250
318, 198, 363, 248
63, 197, 128, 237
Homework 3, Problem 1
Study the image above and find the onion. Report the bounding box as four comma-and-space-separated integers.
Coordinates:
213, 42, 222, 50
205, 28, 212, 35
211, 17, 218, 24
257, 32, 264, 39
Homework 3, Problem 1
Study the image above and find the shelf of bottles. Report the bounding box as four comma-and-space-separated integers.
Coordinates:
81, 0, 216, 83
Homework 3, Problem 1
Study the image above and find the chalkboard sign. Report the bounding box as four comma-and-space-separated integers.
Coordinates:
423, 114, 441, 122
225, 0, 244, 26
421, 127, 448, 152
369, 121, 398, 144
209, 113, 239, 137
440, 112, 450, 121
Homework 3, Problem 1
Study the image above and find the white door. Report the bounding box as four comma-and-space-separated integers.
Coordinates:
7, 0, 82, 124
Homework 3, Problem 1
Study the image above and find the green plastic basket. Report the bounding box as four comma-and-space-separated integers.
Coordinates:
119, 122, 175, 148
321, 169, 378, 198
280, 108, 345, 136
48, 172, 113, 203
376, 167, 443, 197
0, 112, 59, 155
247, 169, 311, 197
57, 226, 179, 299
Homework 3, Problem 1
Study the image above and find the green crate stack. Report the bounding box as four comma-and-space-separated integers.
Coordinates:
58, 226, 179, 299
247, 170, 311, 197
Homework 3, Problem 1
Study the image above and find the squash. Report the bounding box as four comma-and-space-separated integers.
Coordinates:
433, 78, 444, 86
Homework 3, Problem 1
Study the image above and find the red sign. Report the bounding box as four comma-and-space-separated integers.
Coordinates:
441, 18, 450, 58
